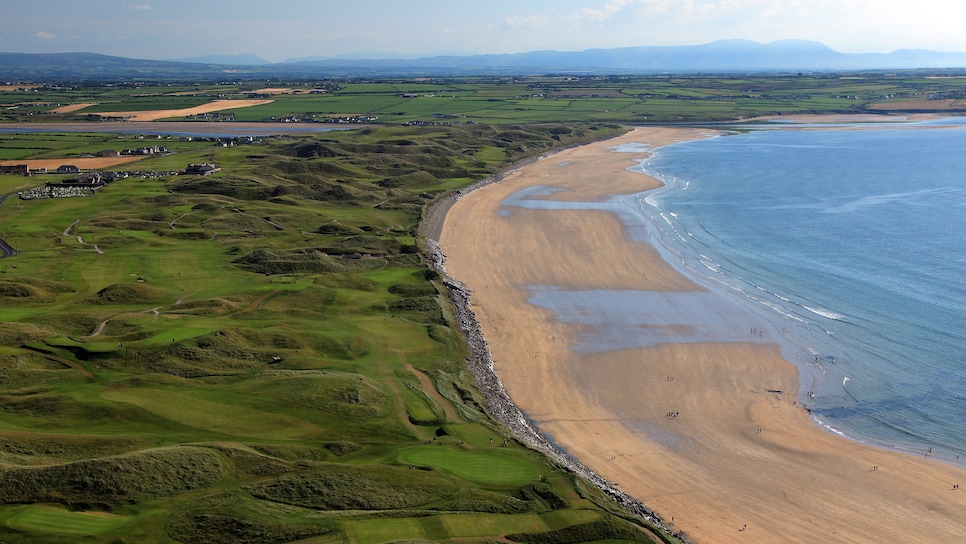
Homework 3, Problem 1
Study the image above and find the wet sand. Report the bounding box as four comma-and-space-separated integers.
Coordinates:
438, 126, 966, 543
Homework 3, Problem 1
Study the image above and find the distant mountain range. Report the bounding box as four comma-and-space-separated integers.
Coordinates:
165, 53, 271, 65
4, 40, 966, 80
288, 40, 966, 74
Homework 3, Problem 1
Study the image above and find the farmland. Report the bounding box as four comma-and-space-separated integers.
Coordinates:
4, 73, 966, 126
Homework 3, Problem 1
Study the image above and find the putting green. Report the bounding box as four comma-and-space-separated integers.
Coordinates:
399, 446, 541, 486
7, 505, 127, 535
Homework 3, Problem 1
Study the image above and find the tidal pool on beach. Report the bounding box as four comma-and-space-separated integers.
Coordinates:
525, 285, 779, 353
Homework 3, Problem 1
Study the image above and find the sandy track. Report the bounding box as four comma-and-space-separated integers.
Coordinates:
438, 126, 966, 543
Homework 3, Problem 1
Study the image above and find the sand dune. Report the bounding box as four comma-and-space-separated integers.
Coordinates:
438, 126, 966, 543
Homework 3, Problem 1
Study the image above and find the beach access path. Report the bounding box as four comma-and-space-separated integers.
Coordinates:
437, 125, 966, 544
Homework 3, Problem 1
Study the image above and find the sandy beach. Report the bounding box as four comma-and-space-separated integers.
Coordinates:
437, 126, 966, 543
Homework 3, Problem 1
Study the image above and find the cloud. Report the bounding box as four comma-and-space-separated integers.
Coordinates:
128, 3, 151, 10
35, 31, 56, 40
578, 0, 633, 21
504, 15, 550, 28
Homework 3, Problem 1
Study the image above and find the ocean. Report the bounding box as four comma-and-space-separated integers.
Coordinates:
631, 120, 966, 464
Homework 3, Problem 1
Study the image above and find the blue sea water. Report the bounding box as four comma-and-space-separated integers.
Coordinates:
632, 121, 966, 462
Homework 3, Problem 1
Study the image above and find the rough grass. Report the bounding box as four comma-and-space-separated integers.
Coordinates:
0, 279, 73, 303
89, 283, 170, 305
314, 273, 377, 291
0, 323, 55, 346
0, 446, 225, 507
23, 313, 103, 337
386, 296, 446, 324
166, 513, 330, 544
389, 282, 439, 297
163, 297, 244, 316
233, 248, 350, 274
235, 372, 389, 420
506, 517, 655, 543
245, 463, 460, 510
196, 443, 299, 479
303, 332, 372, 360
249, 443, 329, 463
0, 432, 148, 465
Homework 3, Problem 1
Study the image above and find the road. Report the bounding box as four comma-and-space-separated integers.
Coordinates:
0, 192, 18, 257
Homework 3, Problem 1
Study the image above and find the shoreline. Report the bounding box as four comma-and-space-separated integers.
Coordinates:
435, 123, 966, 543
422, 133, 682, 538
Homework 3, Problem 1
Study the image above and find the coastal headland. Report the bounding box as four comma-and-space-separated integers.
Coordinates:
437, 125, 966, 543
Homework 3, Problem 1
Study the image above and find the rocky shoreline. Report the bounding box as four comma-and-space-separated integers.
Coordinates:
422, 148, 692, 544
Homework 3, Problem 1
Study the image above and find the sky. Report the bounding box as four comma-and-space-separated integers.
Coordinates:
3, 0, 965, 63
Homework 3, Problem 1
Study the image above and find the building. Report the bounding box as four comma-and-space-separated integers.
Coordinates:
0, 164, 28, 175
184, 163, 221, 176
